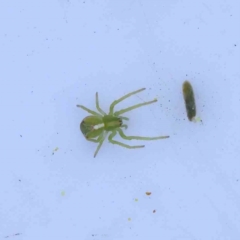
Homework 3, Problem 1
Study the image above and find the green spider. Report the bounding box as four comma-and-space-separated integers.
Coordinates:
77, 88, 169, 157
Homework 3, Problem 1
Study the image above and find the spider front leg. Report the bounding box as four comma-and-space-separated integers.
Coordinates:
96, 92, 106, 115
115, 99, 157, 116
76, 92, 107, 116
108, 130, 145, 149
117, 128, 169, 140
110, 88, 159, 116
76, 104, 102, 117
109, 88, 145, 114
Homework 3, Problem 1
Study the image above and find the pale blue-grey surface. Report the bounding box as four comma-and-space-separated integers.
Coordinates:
0, 0, 240, 239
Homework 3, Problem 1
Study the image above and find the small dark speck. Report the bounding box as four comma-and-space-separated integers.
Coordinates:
19, 179, 21, 182
237, 179, 239, 182
234, 44, 237, 47
20, 135, 22, 137
5, 233, 21, 238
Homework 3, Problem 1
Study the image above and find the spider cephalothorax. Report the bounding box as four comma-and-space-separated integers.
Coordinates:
77, 88, 169, 157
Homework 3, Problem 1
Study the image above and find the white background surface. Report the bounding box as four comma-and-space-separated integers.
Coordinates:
1, 0, 240, 239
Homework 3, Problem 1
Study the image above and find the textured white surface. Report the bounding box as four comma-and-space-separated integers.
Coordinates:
1, 0, 240, 239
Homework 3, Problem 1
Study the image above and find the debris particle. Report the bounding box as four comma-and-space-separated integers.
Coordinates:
146, 192, 151, 196
52, 147, 59, 155
4, 233, 21, 238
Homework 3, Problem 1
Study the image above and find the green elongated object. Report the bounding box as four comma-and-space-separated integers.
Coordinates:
182, 81, 196, 121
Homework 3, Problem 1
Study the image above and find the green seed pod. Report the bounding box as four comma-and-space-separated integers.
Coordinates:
182, 81, 196, 121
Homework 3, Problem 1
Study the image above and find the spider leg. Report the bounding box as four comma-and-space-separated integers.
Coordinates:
108, 130, 145, 149
109, 88, 145, 114
96, 92, 106, 115
115, 99, 157, 116
93, 132, 107, 157
85, 132, 104, 143
117, 128, 169, 140
121, 124, 128, 129
86, 138, 99, 143
77, 105, 102, 117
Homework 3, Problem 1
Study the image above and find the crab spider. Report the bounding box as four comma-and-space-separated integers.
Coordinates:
77, 88, 169, 157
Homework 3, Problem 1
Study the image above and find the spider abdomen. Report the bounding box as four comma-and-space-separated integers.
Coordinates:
80, 115, 104, 139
